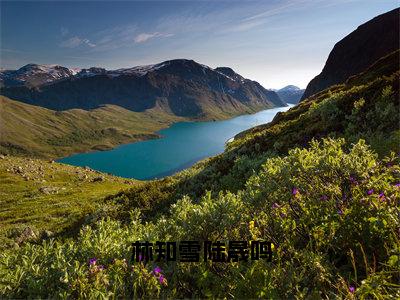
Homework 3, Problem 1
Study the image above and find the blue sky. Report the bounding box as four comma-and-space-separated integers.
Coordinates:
1, 0, 398, 88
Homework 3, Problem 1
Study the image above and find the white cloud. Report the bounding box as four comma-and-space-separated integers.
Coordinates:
154, 0, 313, 35
60, 36, 96, 48
89, 25, 138, 51
134, 32, 174, 43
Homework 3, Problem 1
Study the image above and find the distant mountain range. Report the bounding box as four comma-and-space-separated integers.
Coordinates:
301, 7, 399, 101
276, 85, 304, 104
0, 59, 286, 118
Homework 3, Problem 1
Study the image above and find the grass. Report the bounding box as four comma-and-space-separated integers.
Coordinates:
0, 96, 186, 159
0, 155, 138, 249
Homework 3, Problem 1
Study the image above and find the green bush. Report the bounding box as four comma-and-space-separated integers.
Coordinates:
1, 138, 399, 298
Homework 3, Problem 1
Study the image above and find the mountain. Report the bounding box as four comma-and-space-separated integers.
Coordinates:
0, 64, 77, 88
301, 7, 400, 100
276, 85, 304, 104
0, 59, 286, 118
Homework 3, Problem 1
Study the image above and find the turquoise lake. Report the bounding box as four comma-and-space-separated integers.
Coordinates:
58, 105, 292, 180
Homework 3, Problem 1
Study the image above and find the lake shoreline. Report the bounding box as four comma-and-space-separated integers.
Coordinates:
55, 105, 289, 161
58, 105, 293, 180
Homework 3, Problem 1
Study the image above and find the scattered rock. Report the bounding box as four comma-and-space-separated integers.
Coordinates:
39, 186, 59, 194
79, 174, 88, 181
42, 230, 54, 239
92, 176, 105, 182
15, 227, 37, 244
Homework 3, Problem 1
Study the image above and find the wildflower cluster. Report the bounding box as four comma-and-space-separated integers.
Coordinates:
88, 258, 105, 273
152, 266, 167, 286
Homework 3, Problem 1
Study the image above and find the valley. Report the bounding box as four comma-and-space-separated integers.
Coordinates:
0, 60, 288, 159
0, 5, 399, 299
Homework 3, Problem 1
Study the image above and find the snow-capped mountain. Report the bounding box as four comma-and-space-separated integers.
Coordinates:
109, 61, 171, 77
1, 60, 255, 88
0, 64, 76, 87
0, 59, 286, 116
76, 67, 108, 78
279, 85, 301, 92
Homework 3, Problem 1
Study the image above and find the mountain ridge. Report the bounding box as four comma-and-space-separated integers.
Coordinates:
0, 59, 286, 118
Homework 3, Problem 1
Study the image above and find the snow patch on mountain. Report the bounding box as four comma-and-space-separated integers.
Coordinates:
1, 60, 252, 87
278, 85, 301, 92
111, 61, 171, 77
0, 64, 76, 86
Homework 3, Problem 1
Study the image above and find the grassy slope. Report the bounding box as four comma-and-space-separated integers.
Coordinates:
235, 49, 400, 143
0, 155, 137, 249
0, 96, 186, 159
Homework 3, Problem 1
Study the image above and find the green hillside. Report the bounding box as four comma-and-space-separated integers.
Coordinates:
0, 48, 399, 298
0, 96, 185, 158
0, 155, 137, 249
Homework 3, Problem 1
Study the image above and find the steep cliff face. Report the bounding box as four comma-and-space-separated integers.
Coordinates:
0, 59, 285, 117
301, 8, 399, 100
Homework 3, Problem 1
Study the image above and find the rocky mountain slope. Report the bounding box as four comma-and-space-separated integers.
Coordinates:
0, 59, 286, 117
301, 7, 399, 100
276, 85, 304, 104
0, 64, 77, 88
